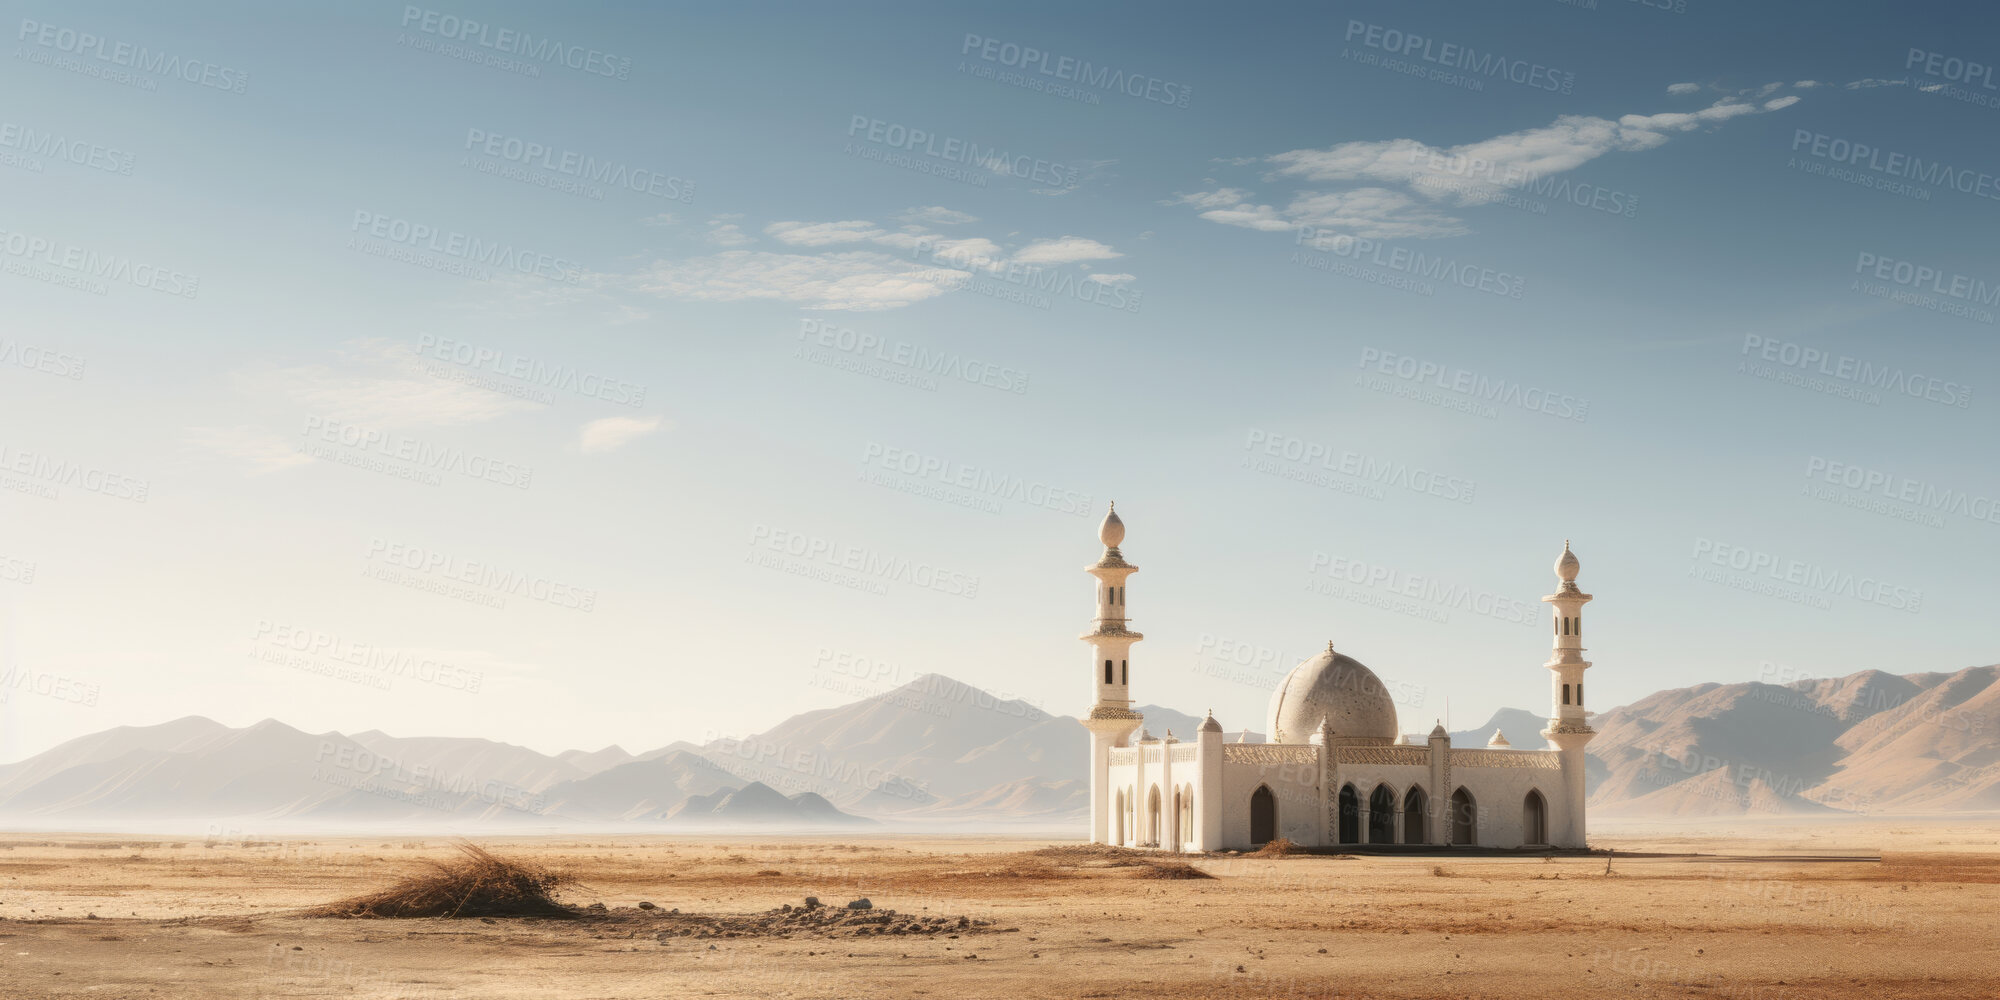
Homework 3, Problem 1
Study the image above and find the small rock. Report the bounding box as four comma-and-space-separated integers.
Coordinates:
586, 903, 608, 913
846, 898, 872, 910
638, 901, 656, 910
480, 918, 496, 925
804, 897, 821, 909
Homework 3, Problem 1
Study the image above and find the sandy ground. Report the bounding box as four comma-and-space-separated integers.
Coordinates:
0, 818, 1995, 999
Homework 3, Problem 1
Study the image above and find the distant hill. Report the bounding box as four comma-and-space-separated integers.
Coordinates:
1587, 665, 2000, 815
2, 664, 1993, 827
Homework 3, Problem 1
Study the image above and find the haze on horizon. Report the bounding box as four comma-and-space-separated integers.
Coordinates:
2, 0, 1995, 763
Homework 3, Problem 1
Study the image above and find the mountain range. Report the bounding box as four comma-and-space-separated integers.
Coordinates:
0, 664, 1993, 829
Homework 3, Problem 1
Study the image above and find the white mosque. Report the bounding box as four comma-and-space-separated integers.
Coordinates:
1079, 504, 1597, 851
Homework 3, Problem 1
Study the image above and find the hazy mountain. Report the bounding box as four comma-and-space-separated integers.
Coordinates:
664, 781, 870, 825
4, 664, 1993, 827
539, 750, 742, 821
1587, 665, 2000, 815
1450, 708, 1549, 749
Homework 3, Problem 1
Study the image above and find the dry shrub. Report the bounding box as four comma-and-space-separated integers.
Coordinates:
1252, 837, 1301, 858
1135, 861, 1216, 880
310, 843, 576, 919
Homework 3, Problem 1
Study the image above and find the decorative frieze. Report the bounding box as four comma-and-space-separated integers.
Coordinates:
1223, 744, 1321, 766
1334, 746, 1432, 767
1449, 748, 1562, 770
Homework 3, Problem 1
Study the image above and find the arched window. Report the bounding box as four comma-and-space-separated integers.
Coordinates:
1114, 789, 1125, 844
1337, 784, 1360, 844
1573, 617, 1581, 637
1523, 789, 1548, 845
1368, 785, 1396, 844
1402, 786, 1428, 844
1577, 682, 1583, 705
1120, 660, 1127, 684
1450, 787, 1476, 846
1249, 785, 1276, 846
1104, 660, 1113, 684
1562, 683, 1570, 705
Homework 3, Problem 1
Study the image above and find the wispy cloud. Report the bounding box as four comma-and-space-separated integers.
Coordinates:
579, 415, 666, 454
183, 425, 316, 475
1178, 87, 1812, 241
239, 339, 541, 429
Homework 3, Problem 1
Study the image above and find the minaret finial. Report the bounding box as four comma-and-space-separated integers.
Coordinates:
1326, 639, 1335, 654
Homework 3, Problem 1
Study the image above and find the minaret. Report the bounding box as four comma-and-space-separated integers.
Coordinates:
1539, 540, 1596, 848
1079, 502, 1143, 845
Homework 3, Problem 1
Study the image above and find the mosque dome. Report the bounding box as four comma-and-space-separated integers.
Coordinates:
1265, 642, 1400, 745
1556, 540, 1580, 582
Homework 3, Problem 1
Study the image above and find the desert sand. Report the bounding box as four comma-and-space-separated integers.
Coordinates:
1, 817, 1995, 999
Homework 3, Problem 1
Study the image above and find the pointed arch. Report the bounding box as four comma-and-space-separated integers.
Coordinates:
1367, 784, 1396, 844
1249, 784, 1276, 846
1402, 785, 1428, 844
1523, 788, 1548, 846
1337, 783, 1360, 844
1450, 787, 1476, 846
1147, 785, 1162, 847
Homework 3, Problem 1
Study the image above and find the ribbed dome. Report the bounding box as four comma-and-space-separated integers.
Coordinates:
1556, 540, 1580, 582
1266, 645, 1399, 745
1098, 503, 1125, 547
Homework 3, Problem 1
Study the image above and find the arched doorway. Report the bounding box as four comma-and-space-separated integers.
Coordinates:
1523, 789, 1547, 846
1249, 785, 1276, 845
1147, 786, 1161, 846
1337, 784, 1360, 844
1368, 785, 1396, 844
1180, 784, 1195, 849
1402, 786, 1427, 844
1450, 787, 1476, 846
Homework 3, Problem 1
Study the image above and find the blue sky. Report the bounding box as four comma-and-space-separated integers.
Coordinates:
2, 0, 1995, 759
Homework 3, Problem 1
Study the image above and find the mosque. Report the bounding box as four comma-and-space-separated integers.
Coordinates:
1079, 504, 1597, 851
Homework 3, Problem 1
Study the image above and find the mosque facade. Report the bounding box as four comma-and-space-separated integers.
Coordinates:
1080, 505, 1596, 851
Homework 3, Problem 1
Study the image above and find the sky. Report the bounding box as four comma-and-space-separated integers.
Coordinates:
1, 0, 1995, 761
